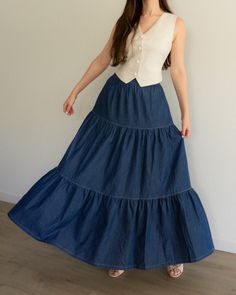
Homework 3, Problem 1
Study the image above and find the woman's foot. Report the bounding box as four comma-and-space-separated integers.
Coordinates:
167, 264, 184, 278
108, 269, 125, 278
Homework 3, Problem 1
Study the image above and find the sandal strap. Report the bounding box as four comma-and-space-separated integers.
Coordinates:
167, 264, 183, 271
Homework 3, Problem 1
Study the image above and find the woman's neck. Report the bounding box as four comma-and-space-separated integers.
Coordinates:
142, 0, 163, 16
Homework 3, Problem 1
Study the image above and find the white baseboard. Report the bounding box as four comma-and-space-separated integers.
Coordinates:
0, 191, 17, 204
213, 238, 236, 254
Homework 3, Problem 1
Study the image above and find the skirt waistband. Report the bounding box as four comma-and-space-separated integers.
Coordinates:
112, 73, 162, 89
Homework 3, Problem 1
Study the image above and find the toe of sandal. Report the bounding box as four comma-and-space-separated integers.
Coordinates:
167, 264, 184, 278
108, 269, 125, 278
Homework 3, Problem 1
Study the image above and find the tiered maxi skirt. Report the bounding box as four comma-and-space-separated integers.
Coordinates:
8, 72, 215, 270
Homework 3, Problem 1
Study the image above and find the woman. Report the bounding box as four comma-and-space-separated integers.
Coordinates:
8, 0, 215, 279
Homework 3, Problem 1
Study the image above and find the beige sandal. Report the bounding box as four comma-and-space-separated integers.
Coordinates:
167, 264, 184, 278
108, 269, 125, 278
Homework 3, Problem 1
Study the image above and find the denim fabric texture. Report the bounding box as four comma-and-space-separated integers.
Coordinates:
8, 73, 215, 269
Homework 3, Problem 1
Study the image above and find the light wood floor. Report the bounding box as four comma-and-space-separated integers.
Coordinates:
1, 200, 235, 295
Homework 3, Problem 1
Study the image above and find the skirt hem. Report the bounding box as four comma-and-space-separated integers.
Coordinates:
7, 212, 215, 270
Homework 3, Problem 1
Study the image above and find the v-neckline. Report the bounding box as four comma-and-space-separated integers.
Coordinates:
138, 12, 166, 36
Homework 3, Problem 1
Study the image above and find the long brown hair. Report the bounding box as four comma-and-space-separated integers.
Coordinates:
110, 0, 173, 70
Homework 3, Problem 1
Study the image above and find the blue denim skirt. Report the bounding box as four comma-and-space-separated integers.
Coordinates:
8, 73, 215, 269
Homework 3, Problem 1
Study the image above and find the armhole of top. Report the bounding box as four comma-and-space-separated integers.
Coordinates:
171, 15, 178, 44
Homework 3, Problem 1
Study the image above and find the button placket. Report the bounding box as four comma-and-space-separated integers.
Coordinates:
134, 36, 143, 78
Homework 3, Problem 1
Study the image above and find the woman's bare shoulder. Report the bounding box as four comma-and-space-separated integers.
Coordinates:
175, 15, 186, 30
172, 14, 186, 42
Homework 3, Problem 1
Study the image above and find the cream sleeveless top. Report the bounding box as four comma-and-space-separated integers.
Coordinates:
114, 12, 177, 87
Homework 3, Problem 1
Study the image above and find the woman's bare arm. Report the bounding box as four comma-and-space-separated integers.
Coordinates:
170, 17, 191, 138
63, 23, 116, 115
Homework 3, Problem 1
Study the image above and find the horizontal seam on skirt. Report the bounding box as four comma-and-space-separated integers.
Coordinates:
57, 167, 192, 200
91, 110, 174, 130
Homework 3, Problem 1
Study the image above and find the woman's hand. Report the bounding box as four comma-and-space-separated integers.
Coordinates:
63, 92, 77, 116
181, 115, 191, 138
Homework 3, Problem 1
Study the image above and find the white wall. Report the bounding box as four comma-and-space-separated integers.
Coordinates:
0, 1, 235, 253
